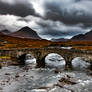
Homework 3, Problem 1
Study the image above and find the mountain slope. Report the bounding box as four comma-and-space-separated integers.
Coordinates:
71, 30, 92, 41
1, 30, 11, 34
0, 32, 4, 35
10, 26, 41, 39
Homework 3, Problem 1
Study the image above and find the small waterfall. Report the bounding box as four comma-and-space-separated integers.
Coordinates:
25, 54, 36, 64
72, 57, 90, 70
45, 53, 66, 68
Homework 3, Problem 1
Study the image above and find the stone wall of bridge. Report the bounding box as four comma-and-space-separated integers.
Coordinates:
0, 48, 92, 68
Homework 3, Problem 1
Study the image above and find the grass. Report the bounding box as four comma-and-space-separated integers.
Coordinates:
0, 34, 92, 51
0, 56, 11, 59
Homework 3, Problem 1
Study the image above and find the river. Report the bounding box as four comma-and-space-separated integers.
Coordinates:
0, 53, 92, 92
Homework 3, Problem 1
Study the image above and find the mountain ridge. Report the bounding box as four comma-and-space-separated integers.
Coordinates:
71, 30, 92, 41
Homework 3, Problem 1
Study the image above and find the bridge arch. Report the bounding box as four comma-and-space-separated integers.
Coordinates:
36, 51, 68, 68
72, 57, 91, 70
45, 53, 66, 68
17, 51, 37, 64
36, 50, 74, 68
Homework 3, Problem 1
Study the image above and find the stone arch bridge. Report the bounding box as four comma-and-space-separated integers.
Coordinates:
0, 48, 92, 69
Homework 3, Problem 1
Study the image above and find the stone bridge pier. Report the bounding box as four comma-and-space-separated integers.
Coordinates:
64, 56, 73, 69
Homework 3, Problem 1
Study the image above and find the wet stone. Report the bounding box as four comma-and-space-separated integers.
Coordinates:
54, 69, 63, 74
15, 73, 20, 78
5, 73, 11, 75
58, 75, 77, 85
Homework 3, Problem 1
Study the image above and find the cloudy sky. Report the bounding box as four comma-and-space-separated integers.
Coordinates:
0, 0, 92, 39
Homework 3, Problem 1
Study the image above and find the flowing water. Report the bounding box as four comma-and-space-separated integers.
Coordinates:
0, 53, 92, 92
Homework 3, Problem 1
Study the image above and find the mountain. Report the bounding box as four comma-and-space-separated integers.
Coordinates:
1, 30, 11, 34
71, 30, 92, 41
51, 38, 68, 42
10, 26, 41, 39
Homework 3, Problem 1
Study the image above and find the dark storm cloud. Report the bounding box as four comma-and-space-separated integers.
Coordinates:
36, 19, 89, 39
39, 28, 76, 37
43, 0, 92, 24
39, 26, 87, 38
0, 1, 37, 17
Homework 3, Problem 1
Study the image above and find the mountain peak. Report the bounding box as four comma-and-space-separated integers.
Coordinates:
10, 26, 41, 39
18, 26, 36, 33
20, 26, 32, 30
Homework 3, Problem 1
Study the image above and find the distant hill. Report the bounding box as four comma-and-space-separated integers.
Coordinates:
51, 38, 68, 42
10, 26, 41, 39
1, 30, 11, 34
71, 30, 92, 41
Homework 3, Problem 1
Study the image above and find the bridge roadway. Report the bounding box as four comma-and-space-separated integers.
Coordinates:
0, 47, 92, 69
